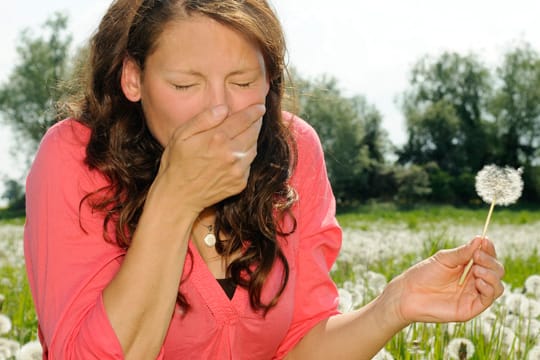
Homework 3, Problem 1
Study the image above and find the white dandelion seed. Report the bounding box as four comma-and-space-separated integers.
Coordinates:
0, 315, 12, 335
475, 164, 524, 206
524, 274, 540, 299
372, 348, 394, 360
446, 337, 475, 360
0, 337, 20, 359
337, 288, 353, 313
17, 340, 42, 360
528, 345, 540, 360
365, 271, 387, 296
459, 164, 523, 285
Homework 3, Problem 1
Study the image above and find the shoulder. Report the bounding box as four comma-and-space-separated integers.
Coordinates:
282, 111, 325, 178
282, 111, 321, 151
37, 119, 90, 161
27, 118, 106, 194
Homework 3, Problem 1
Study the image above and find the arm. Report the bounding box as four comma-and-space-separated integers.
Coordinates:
25, 104, 264, 359
286, 237, 504, 360
101, 103, 265, 359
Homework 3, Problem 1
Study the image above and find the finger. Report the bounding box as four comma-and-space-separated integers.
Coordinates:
475, 263, 505, 302
177, 104, 229, 141
435, 237, 482, 268
231, 116, 263, 154
475, 278, 498, 307
480, 237, 497, 258
474, 250, 505, 280
220, 103, 265, 139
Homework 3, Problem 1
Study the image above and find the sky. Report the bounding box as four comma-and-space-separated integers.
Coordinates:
1, 0, 539, 199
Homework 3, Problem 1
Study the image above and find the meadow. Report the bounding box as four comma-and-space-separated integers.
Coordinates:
0, 205, 539, 359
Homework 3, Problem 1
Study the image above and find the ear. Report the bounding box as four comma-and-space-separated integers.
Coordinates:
121, 57, 142, 102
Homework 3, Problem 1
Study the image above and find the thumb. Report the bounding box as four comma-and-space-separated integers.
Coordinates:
435, 237, 483, 268
178, 104, 229, 140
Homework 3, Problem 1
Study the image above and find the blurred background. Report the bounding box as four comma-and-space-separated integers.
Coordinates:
1, 0, 540, 212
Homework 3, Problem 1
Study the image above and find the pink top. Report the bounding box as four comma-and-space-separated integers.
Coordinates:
24, 115, 342, 359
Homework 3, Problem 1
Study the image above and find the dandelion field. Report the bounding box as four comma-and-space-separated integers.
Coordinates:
334, 204, 540, 359
0, 206, 539, 359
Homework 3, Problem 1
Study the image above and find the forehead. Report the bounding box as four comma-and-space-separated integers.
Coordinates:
148, 15, 265, 69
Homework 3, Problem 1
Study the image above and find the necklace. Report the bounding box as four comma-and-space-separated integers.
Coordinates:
200, 223, 216, 247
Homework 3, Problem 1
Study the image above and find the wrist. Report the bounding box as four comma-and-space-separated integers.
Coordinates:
375, 275, 411, 332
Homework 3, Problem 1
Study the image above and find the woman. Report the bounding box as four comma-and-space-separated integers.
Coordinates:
24, 0, 504, 359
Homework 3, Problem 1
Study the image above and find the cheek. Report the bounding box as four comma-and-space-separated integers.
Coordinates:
144, 92, 206, 145
228, 84, 270, 113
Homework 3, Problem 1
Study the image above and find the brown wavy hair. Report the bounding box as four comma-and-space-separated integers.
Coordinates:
65, 0, 297, 314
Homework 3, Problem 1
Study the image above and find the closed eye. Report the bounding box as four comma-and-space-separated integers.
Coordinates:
234, 82, 253, 88
173, 84, 196, 91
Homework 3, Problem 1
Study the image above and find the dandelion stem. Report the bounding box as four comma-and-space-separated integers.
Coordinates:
481, 199, 496, 239
459, 197, 497, 286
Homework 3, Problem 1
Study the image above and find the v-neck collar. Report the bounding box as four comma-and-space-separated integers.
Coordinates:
187, 240, 248, 324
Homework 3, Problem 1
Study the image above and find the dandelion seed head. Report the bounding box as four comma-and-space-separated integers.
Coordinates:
337, 288, 353, 313
475, 164, 523, 206
528, 345, 540, 360
524, 274, 540, 299
446, 337, 475, 360
0, 315, 12, 335
0, 338, 20, 358
372, 348, 394, 360
17, 340, 42, 360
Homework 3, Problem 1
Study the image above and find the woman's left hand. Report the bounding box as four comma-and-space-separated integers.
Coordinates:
389, 236, 505, 325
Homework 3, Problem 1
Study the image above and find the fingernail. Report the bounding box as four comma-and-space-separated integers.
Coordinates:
212, 104, 228, 118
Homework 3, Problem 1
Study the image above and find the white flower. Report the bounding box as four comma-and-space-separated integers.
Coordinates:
337, 288, 353, 313
528, 345, 540, 360
0, 315, 12, 335
475, 164, 523, 206
525, 274, 540, 299
365, 271, 387, 296
372, 348, 394, 360
445, 338, 475, 360
17, 340, 42, 360
0, 337, 20, 359
504, 293, 540, 318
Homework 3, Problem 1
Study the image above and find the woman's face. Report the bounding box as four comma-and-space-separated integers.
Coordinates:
122, 15, 270, 146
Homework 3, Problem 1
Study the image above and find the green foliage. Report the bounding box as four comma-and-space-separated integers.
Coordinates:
0, 12, 72, 161
0, 265, 38, 344
398, 44, 540, 205
289, 70, 393, 204
399, 52, 493, 175
490, 43, 540, 168
1, 178, 25, 211
394, 164, 432, 204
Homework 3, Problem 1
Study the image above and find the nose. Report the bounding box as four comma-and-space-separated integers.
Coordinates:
207, 82, 230, 109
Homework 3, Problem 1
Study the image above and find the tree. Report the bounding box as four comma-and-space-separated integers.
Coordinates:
289, 71, 393, 204
0, 12, 73, 161
489, 43, 540, 202
399, 52, 494, 174
490, 43, 540, 168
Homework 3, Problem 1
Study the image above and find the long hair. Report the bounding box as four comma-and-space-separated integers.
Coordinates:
66, 0, 297, 313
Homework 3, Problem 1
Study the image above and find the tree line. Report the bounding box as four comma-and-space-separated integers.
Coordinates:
1, 13, 539, 211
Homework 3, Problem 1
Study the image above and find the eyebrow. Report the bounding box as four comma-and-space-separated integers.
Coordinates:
164, 67, 262, 77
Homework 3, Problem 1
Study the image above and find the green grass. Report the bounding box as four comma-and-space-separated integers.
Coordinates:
1, 205, 539, 358
332, 205, 540, 359
337, 202, 540, 229
0, 265, 37, 345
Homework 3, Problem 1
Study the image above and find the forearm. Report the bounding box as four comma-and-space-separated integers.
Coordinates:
286, 283, 409, 360
103, 197, 196, 360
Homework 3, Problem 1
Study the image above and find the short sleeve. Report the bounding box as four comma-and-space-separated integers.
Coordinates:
274, 116, 342, 358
